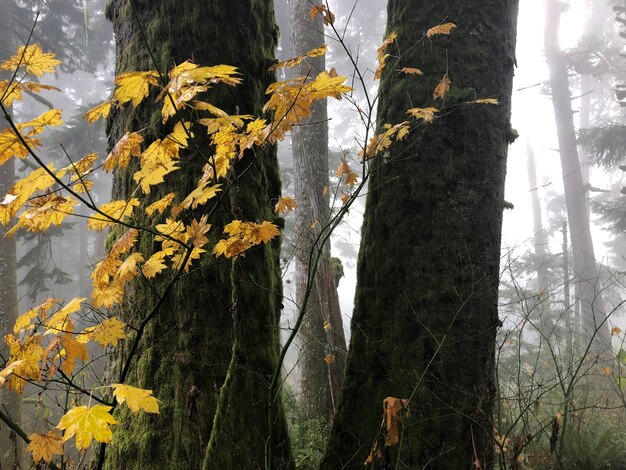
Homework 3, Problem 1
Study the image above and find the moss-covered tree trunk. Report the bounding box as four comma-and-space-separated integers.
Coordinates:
289, 0, 347, 421
102, 1, 291, 469
544, 0, 610, 352
0, 1, 20, 465
321, 1, 518, 468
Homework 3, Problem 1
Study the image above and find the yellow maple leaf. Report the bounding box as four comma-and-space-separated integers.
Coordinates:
399, 67, 423, 76
145, 192, 175, 217
0, 44, 61, 77
470, 98, 500, 105
383, 397, 410, 446
77, 317, 127, 347
134, 159, 180, 194
269, 45, 327, 71
426, 22, 457, 38
0, 360, 25, 388
170, 246, 206, 272
7, 195, 77, 237
58, 334, 89, 375
22, 82, 61, 93
181, 182, 222, 209
84, 101, 113, 124
4, 334, 44, 393
104, 131, 143, 172
27, 431, 63, 463
142, 251, 169, 279
23, 109, 63, 135
309, 4, 335, 25
57, 405, 117, 450
324, 354, 335, 364
611, 326, 621, 335
274, 196, 299, 215
374, 32, 397, 80
114, 70, 159, 108
0, 80, 24, 106
406, 106, 439, 123
13, 298, 60, 333
44, 298, 86, 335
87, 198, 140, 231
111, 384, 160, 414
115, 252, 144, 283
0, 126, 41, 166
433, 73, 451, 100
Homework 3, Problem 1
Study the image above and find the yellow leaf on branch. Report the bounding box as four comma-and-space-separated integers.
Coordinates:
111, 384, 160, 414
0, 44, 61, 77
114, 70, 159, 108
399, 67, 423, 76
44, 297, 86, 334
274, 196, 298, 215
0, 360, 25, 388
57, 405, 117, 450
13, 297, 60, 333
77, 317, 127, 347
426, 22, 457, 38
383, 397, 410, 446
145, 192, 175, 217
406, 106, 439, 123
309, 4, 335, 25
27, 431, 63, 463
433, 73, 451, 100
374, 32, 397, 80
84, 100, 113, 124
269, 45, 327, 71
58, 333, 89, 375
4, 334, 44, 393
104, 131, 143, 171
87, 198, 140, 231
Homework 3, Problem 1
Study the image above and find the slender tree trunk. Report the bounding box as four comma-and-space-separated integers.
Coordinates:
103, 1, 291, 469
544, 0, 610, 352
526, 141, 549, 291
290, 0, 347, 421
322, 0, 519, 468
0, 1, 21, 466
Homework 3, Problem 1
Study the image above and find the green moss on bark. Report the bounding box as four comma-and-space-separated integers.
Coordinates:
322, 0, 518, 469
102, 1, 290, 469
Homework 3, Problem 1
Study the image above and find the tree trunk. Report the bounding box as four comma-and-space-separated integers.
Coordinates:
544, 0, 610, 352
103, 1, 291, 469
289, 0, 347, 421
0, 1, 20, 466
322, 0, 518, 468
526, 141, 549, 291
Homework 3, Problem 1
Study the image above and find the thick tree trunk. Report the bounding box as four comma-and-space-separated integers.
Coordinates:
289, 0, 347, 421
103, 1, 291, 469
322, 0, 518, 468
0, 1, 20, 466
544, 0, 610, 352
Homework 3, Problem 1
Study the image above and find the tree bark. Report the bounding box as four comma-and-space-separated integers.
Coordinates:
544, 0, 610, 352
322, 0, 518, 468
289, 0, 347, 421
103, 1, 291, 469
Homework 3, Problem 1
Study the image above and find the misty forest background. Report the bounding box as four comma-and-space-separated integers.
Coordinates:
1, 0, 626, 469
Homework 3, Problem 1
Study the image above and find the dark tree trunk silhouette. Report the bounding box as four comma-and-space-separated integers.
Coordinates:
322, 0, 519, 468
